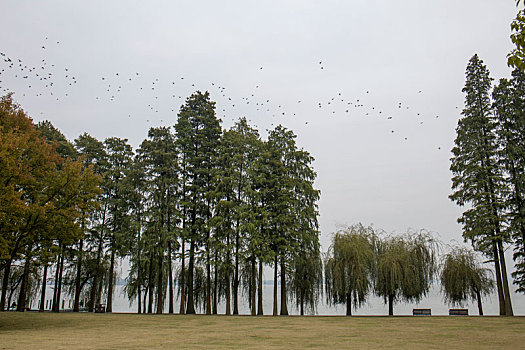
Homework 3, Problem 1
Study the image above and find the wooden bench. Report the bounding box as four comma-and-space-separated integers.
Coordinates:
449, 308, 468, 316
413, 308, 431, 316
95, 304, 106, 313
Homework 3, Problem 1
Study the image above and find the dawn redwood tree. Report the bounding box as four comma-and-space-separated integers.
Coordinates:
324, 224, 375, 316
174, 91, 221, 314
493, 70, 525, 293
450, 54, 513, 315
73, 133, 107, 311
440, 247, 494, 315
104, 137, 134, 313
137, 127, 179, 314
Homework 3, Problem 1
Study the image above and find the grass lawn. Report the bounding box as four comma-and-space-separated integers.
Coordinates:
0, 313, 524, 349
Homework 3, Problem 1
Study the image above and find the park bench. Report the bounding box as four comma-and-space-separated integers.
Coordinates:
95, 304, 106, 313
412, 308, 431, 316
449, 308, 468, 316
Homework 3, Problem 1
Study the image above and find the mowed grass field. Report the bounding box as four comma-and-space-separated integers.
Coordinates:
1, 313, 524, 349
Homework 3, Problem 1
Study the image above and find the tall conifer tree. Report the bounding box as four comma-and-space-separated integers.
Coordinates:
450, 54, 513, 315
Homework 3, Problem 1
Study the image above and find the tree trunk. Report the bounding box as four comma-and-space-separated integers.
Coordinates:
233, 227, 239, 315
225, 236, 231, 316
475, 288, 484, 316
39, 264, 48, 312
273, 256, 278, 316
55, 249, 65, 312
213, 251, 218, 315
88, 278, 96, 312
138, 283, 142, 314
74, 239, 83, 312
168, 241, 174, 314
179, 239, 186, 314
107, 244, 115, 313
17, 255, 31, 312
0, 258, 12, 311
156, 248, 164, 314
346, 292, 352, 316
300, 291, 304, 316
52, 255, 60, 312
147, 253, 154, 314
186, 238, 196, 314
493, 242, 506, 316
143, 291, 147, 314
388, 294, 394, 316
497, 240, 513, 316
205, 235, 211, 315
250, 257, 256, 316
280, 256, 288, 316
257, 258, 263, 316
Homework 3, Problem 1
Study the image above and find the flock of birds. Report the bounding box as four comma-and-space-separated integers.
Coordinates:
0, 36, 451, 150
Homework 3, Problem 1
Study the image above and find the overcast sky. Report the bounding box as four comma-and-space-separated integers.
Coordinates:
0, 1, 519, 254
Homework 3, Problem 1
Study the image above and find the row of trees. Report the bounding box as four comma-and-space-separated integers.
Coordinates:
0, 91, 321, 316
450, 55, 525, 316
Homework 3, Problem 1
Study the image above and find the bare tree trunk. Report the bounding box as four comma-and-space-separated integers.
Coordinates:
147, 253, 154, 314
186, 238, 196, 314
52, 255, 60, 312
497, 240, 514, 316
475, 288, 484, 316
179, 239, 186, 314
0, 258, 12, 311
280, 256, 288, 316
213, 252, 218, 315
493, 242, 506, 316
55, 249, 65, 312
257, 259, 263, 316
39, 264, 48, 312
17, 255, 31, 311
250, 257, 256, 316
225, 236, 231, 316
156, 248, 164, 314
300, 291, 304, 316
233, 226, 239, 315
74, 239, 83, 312
106, 245, 115, 313
168, 241, 174, 314
388, 294, 394, 316
346, 292, 352, 316
205, 238, 211, 315
273, 256, 278, 316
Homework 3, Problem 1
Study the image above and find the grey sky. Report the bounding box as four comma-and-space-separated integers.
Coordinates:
0, 0, 518, 254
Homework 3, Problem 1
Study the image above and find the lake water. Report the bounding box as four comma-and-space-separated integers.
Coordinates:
35, 283, 525, 316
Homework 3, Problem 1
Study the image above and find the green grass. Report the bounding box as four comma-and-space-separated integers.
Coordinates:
0, 313, 524, 349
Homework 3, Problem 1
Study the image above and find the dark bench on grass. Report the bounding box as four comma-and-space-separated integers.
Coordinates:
95, 304, 106, 313
449, 308, 468, 316
413, 308, 431, 316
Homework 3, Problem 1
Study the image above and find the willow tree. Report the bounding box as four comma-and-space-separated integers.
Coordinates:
440, 247, 494, 315
324, 224, 375, 316
450, 54, 513, 316
374, 231, 437, 316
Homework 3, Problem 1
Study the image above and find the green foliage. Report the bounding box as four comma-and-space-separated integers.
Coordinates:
492, 69, 525, 293
508, 2, 525, 70
450, 54, 508, 252
440, 247, 494, 306
325, 224, 376, 312
374, 231, 437, 312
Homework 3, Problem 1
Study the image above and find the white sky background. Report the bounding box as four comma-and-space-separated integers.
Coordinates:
0, 1, 519, 254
